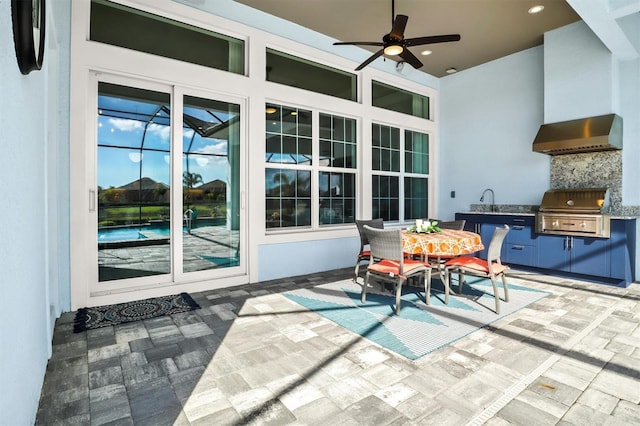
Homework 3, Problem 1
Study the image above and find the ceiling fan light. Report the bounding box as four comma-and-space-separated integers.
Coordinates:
421, 49, 432, 56
384, 44, 403, 56
528, 5, 544, 14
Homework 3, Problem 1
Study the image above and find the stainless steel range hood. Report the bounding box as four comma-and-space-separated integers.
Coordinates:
532, 114, 622, 155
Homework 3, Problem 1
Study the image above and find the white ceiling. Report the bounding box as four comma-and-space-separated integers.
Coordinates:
233, 0, 639, 77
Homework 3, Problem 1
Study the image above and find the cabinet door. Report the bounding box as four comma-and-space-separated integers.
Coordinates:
536, 234, 571, 272
570, 236, 610, 277
509, 217, 534, 244
610, 220, 635, 281
504, 243, 534, 266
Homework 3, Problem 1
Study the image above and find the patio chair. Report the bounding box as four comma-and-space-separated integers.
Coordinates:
424, 219, 467, 303
362, 225, 431, 315
428, 218, 466, 231
353, 218, 384, 283
444, 224, 510, 314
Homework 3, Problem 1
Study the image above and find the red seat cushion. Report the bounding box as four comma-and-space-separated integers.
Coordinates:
444, 256, 508, 274
368, 259, 426, 279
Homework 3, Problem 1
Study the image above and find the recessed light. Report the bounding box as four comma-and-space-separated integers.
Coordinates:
421, 49, 432, 56
265, 107, 277, 114
528, 5, 544, 14
445, 67, 457, 74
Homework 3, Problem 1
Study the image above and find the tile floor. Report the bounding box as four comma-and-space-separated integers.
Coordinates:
36, 268, 640, 425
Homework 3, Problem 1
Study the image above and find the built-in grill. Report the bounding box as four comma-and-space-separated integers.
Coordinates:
536, 188, 611, 238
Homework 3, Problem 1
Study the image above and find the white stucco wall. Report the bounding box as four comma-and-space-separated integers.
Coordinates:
0, 0, 71, 423
544, 21, 617, 122
0, 0, 50, 421
438, 46, 550, 218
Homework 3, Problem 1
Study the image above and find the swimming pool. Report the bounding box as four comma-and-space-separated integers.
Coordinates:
98, 226, 169, 243
98, 218, 224, 243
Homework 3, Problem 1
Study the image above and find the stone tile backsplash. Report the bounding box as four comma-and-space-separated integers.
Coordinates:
470, 150, 640, 216
551, 151, 622, 211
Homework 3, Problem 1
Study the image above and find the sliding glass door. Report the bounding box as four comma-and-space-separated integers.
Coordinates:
97, 83, 172, 281
181, 95, 240, 273
96, 79, 242, 286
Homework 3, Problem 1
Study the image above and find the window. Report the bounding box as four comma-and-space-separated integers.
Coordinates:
372, 124, 430, 222
90, 0, 244, 74
266, 49, 357, 101
265, 104, 357, 228
96, 82, 242, 282
372, 80, 430, 119
319, 113, 356, 225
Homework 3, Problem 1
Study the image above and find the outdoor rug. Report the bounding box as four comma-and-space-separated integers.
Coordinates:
284, 277, 549, 360
74, 293, 201, 333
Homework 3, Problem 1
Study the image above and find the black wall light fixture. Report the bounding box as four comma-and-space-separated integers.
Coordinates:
12, 0, 46, 75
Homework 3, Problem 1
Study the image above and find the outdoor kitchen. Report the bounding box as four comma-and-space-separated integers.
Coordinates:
459, 140, 637, 287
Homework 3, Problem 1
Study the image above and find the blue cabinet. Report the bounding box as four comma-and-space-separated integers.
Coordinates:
456, 213, 636, 286
456, 213, 535, 267
535, 234, 609, 276
609, 219, 636, 283
504, 217, 535, 266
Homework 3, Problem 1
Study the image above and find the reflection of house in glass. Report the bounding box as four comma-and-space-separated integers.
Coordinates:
198, 179, 227, 201
115, 177, 170, 203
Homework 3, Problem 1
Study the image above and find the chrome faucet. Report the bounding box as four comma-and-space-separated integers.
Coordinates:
480, 188, 496, 212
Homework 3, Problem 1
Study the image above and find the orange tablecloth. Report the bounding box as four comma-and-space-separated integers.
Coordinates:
402, 229, 484, 257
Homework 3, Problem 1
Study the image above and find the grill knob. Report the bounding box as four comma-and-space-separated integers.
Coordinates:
567, 199, 574, 206
552, 220, 559, 227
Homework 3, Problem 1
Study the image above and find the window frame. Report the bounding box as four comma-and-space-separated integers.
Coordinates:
264, 103, 359, 232
371, 122, 433, 224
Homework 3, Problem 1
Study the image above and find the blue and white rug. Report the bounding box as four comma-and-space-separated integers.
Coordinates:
284, 277, 549, 360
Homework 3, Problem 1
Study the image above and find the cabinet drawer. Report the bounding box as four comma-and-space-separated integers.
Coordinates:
508, 224, 534, 245
505, 243, 534, 266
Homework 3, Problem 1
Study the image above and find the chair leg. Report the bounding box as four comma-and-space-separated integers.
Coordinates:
423, 270, 431, 305
502, 274, 509, 302
490, 276, 500, 314
440, 272, 451, 305
362, 271, 370, 303
354, 255, 367, 283
457, 272, 466, 294
395, 278, 403, 315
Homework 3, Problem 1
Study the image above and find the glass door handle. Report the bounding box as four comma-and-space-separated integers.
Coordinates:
89, 189, 95, 212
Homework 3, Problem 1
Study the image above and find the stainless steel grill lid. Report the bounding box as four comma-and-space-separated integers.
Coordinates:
536, 188, 611, 238
539, 188, 609, 214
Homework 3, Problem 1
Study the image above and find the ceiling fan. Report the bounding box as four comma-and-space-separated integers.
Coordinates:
333, 0, 461, 71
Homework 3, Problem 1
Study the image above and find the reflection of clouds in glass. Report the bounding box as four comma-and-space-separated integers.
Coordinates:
201, 140, 228, 155
148, 123, 170, 141
108, 118, 143, 132
164, 155, 170, 164
129, 152, 143, 163
187, 155, 227, 169
183, 128, 195, 138
108, 118, 170, 142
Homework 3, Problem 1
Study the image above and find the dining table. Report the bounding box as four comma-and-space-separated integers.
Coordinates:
401, 228, 485, 303
402, 228, 484, 259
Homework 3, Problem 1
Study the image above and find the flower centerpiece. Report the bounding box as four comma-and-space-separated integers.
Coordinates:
407, 219, 442, 234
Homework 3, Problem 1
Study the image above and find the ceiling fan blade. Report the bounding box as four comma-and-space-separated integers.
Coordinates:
399, 49, 423, 69
355, 48, 384, 71
333, 41, 384, 47
405, 34, 461, 47
389, 14, 408, 40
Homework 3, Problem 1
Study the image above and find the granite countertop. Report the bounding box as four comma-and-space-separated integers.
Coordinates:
459, 211, 536, 216
463, 204, 638, 220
